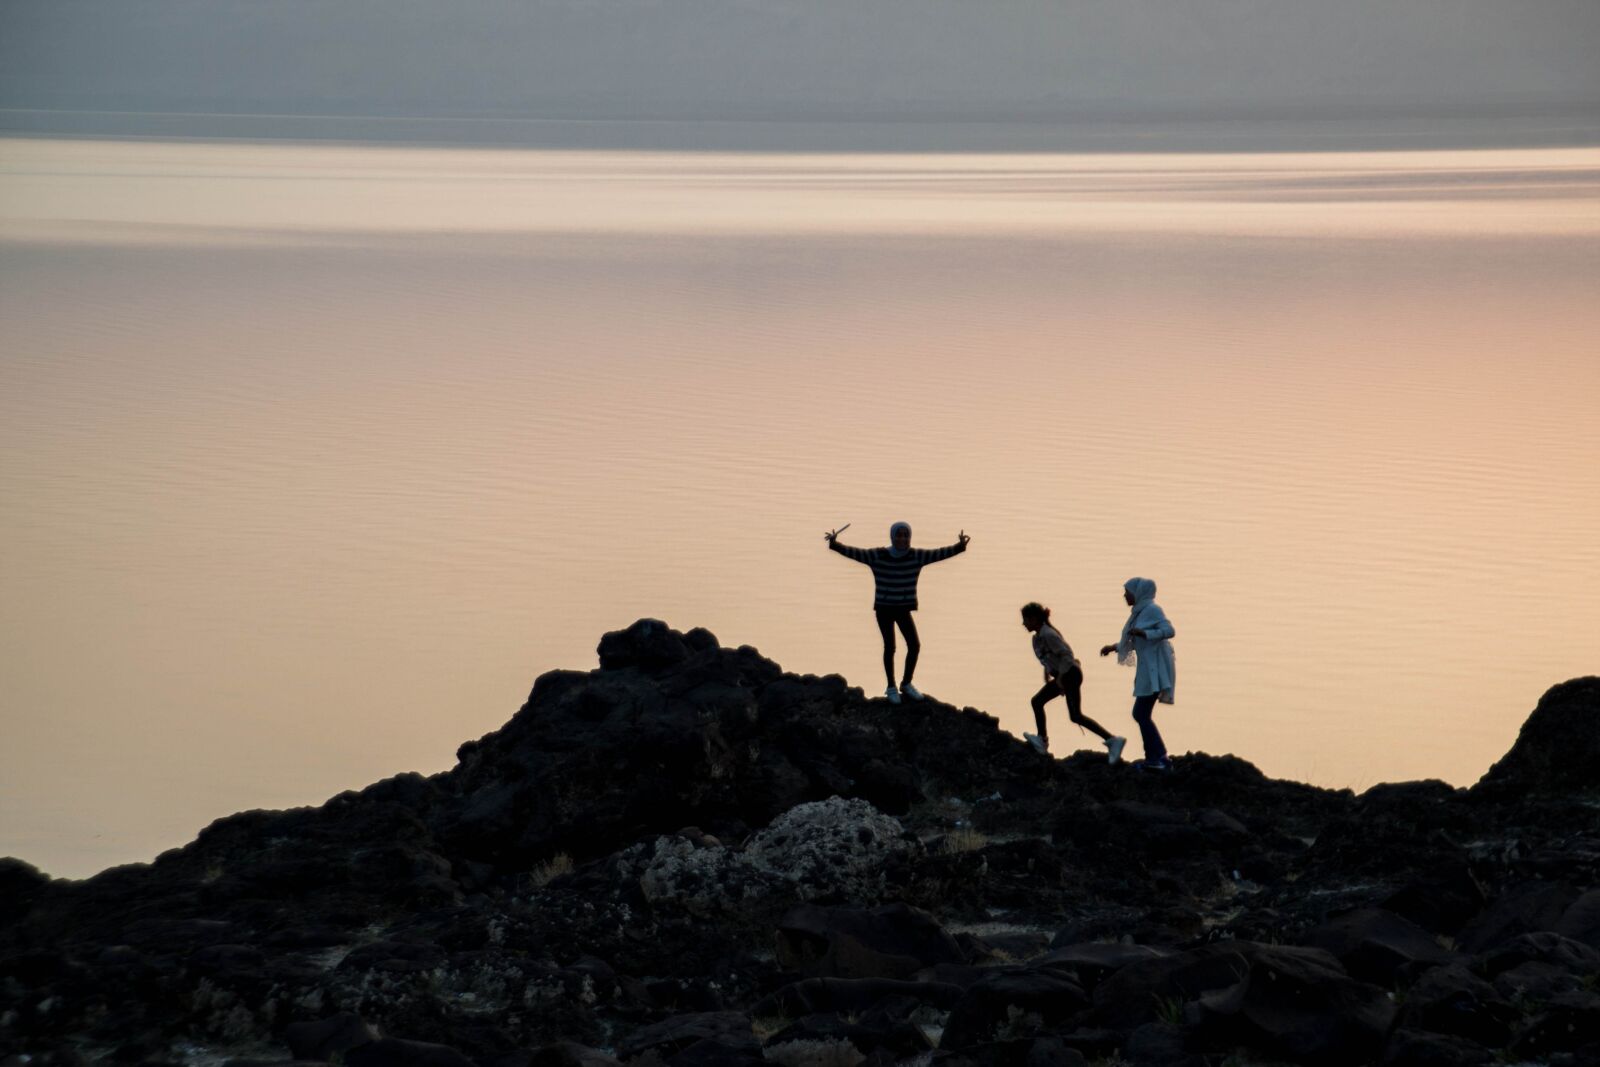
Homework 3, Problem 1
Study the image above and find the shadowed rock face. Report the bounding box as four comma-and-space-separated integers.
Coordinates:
1475, 676, 1600, 797
1, 621, 1596, 1067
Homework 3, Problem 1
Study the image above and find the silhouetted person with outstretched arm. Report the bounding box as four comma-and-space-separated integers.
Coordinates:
1099, 577, 1177, 771
1020, 601, 1125, 763
825, 522, 969, 704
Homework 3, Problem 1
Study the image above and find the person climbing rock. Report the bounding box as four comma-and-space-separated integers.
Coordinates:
1099, 577, 1177, 771
1020, 600, 1125, 763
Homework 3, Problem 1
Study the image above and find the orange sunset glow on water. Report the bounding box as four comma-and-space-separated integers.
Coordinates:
3, 137, 1598, 878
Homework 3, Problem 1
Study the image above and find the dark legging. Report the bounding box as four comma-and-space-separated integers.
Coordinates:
875, 607, 920, 687
1132, 693, 1167, 762
1030, 665, 1111, 744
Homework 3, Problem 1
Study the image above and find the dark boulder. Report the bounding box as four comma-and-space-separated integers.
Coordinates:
1396, 963, 1517, 1045
1507, 991, 1600, 1060
939, 962, 1091, 1049
597, 618, 705, 673
1302, 907, 1457, 985
1021, 1035, 1088, 1067
1380, 863, 1487, 935
1124, 1022, 1205, 1067
1555, 888, 1600, 949
1457, 880, 1578, 954
1477, 930, 1600, 977
284, 1013, 379, 1060
1475, 677, 1600, 796
0, 857, 50, 927
1036, 942, 1172, 990
1189, 943, 1395, 1065
1085, 943, 1258, 1030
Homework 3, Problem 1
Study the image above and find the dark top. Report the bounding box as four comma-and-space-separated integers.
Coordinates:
829, 540, 965, 610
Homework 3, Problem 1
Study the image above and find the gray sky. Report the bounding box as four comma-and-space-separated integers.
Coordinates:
3, 0, 1598, 122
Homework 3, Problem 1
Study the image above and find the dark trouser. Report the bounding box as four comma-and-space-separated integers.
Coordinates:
1030, 665, 1111, 743
1132, 693, 1167, 762
874, 607, 920, 687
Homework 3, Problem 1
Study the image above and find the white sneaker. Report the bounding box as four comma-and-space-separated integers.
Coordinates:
884, 685, 902, 705
1106, 736, 1127, 766
901, 683, 925, 701
1024, 732, 1049, 754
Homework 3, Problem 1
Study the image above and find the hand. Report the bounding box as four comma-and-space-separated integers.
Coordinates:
958, 530, 970, 547
1130, 628, 1146, 639
1099, 644, 1118, 657
824, 529, 839, 543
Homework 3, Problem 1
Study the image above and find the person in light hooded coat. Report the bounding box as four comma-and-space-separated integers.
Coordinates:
1099, 577, 1176, 770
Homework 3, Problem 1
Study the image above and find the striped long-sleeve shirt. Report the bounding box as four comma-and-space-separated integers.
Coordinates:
829, 540, 966, 610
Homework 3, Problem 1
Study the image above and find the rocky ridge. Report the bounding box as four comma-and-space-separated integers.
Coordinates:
2, 620, 1597, 1066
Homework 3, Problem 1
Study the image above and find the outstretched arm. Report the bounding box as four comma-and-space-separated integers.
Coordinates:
826, 530, 873, 564
916, 530, 971, 564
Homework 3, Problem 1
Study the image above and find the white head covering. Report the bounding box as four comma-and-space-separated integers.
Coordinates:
888, 522, 912, 558
1117, 577, 1158, 666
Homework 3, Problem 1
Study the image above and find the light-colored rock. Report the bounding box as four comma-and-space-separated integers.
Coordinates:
621, 797, 922, 912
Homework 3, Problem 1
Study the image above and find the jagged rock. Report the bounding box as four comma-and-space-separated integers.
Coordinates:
597, 618, 704, 673
0, 623, 1595, 1067
742, 797, 919, 901
617, 797, 921, 913
1475, 676, 1600, 795
775, 903, 965, 980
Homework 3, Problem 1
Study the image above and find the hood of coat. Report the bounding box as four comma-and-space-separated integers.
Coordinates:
889, 522, 912, 558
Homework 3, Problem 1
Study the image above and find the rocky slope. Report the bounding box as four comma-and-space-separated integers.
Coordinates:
2, 620, 1597, 1066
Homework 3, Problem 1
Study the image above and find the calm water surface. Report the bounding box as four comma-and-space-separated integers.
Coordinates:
2, 137, 1598, 878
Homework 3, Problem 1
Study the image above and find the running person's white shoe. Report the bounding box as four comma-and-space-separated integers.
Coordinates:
1106, 736, 1127, 765
884, 685, 902, 705
1024, 732, 1049, 754
901, 683, 925, 701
